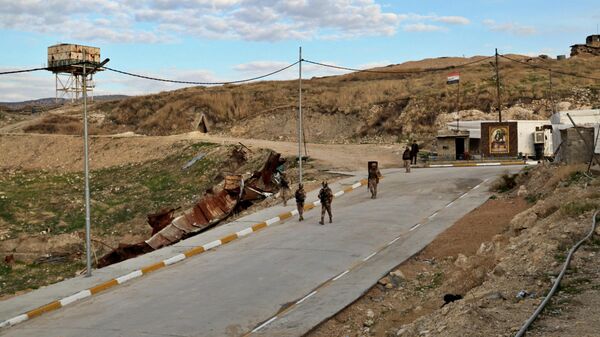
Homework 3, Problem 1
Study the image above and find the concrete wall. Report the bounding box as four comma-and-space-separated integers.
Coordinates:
437, 137, 469, 160
516, 121, 550, 156
559, 127, 595, 164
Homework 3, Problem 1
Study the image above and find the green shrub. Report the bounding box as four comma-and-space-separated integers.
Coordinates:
560, 201, 598, 217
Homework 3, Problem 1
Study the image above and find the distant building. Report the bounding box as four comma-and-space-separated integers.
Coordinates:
570, 34, 600, 57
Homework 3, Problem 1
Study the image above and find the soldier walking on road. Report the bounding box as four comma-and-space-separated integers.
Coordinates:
295, 184, 306, 221
368, 161, 382, 199
410, 140, 419, 165
279, 172, 290, 206
318, 181, 333, 225
402, 146, 412, 173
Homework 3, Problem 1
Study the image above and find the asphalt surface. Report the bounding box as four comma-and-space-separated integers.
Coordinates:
1, 166, 520, 337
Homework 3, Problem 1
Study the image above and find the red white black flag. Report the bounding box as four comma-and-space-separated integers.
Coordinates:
447, 72, 460, 84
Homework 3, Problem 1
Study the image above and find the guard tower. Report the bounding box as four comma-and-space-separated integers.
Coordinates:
47, 44, 102, 102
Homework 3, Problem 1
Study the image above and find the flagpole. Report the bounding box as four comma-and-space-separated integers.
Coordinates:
456, 74, 460, 130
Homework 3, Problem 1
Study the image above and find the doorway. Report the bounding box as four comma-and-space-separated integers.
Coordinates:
455, 138, 465, 160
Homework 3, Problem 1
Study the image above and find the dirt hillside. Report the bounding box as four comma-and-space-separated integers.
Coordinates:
14, 54, 599, 144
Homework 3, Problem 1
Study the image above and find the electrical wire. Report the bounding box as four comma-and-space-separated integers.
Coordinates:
499, 54, 600, 81
514, 210, 600, 337
102, 61, 299, 85
302, 56, 494, 75
0, 67, 49, 75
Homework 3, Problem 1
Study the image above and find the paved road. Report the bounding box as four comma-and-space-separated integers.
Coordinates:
1, 166, 519, 337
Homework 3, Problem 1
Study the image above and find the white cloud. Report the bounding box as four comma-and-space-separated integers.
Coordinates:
0, 0, 471, 43
434, 16, 470, 25
403, 23, 445, 32
483, 19, 536, 36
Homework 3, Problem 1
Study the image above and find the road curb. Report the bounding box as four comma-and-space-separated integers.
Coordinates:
0, 178, 369, 330
426, 161, 533, 168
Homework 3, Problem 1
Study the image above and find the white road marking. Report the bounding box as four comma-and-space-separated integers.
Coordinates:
332, 270, 350, 281
59, 290, 92, 306
116, 270, 143, 284
410, 223, 421, 231
163, 254, 186, 266
352, 182, 362, 189
265, 217, 280, 226
202, 240, 222, 251
296, 291, 318, 304
446, 201, 454, 208
459, 193, 468, 199
334, 191, 344, 197
0, 315, 28, 328
362, 252, 377, 261
252, 316, 278, 332
387, 237, 401, 246
428, 212, 438, 219
236, 228, 254, 237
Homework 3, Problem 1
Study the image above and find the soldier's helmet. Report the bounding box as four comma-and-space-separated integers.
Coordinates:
322, 181, 328, 187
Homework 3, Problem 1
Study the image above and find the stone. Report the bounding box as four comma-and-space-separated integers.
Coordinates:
486, 291, 506, 300
390, 270, 405, 287
363, 319, 374, 327
378, 276, 391, 286
396, 328, 407, 336
366, 309, 375, 318
477, 242, 494, 255
454, 254, 469, 269
517, 185, 527, 197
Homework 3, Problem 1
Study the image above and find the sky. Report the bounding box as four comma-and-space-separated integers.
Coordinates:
0, 0, 598, 102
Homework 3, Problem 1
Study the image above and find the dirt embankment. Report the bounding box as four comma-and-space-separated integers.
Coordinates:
9, 55, 600, 144
308, 163, 600, 337
0, 132, 405, 172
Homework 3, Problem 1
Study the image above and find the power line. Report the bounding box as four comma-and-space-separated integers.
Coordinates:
0, 67, 49, 75
302, 56, 494, 75
499, 54, 600, 81
102, 61, 299, 85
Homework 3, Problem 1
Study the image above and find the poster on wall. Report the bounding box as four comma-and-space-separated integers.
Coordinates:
489, 126, 510, 154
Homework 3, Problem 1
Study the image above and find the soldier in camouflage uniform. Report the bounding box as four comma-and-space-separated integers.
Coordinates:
295, 184, 306, 221
368, 162, 382, 199
318, 181, 333, 225
279, 172, 290, 206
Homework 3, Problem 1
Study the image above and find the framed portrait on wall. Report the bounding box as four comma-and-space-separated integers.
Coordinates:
489, 126, 509, 154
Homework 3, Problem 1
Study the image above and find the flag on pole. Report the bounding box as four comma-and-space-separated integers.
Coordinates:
447, 72, 460, 84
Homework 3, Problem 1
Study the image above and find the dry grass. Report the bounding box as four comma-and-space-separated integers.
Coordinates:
23, 115, 83, 135
33, 55, 600, 140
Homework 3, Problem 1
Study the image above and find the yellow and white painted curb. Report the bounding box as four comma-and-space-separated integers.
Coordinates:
426, 160, 535, 168
0, 178, 369, 330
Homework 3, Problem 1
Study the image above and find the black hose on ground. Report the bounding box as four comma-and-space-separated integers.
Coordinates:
515, 210, 599, 337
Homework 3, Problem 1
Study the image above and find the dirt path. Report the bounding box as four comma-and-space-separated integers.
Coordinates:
0, 131, 404, 172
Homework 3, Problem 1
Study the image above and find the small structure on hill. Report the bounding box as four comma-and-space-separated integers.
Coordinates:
551, 109, 600, 163
195, 112, 210, 133
46, 43, 102, 103
436, 129, 470, 160
570, 35, 600, 57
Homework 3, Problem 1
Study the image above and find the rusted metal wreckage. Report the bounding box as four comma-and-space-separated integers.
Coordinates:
97, 152, 284, 267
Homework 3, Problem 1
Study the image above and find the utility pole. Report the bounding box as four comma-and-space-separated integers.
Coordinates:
82, 52, 92, 277
81, 52, 109, 277
549, 70, 555, 113
495, 48, 502, 122
298, 46, 303, 186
